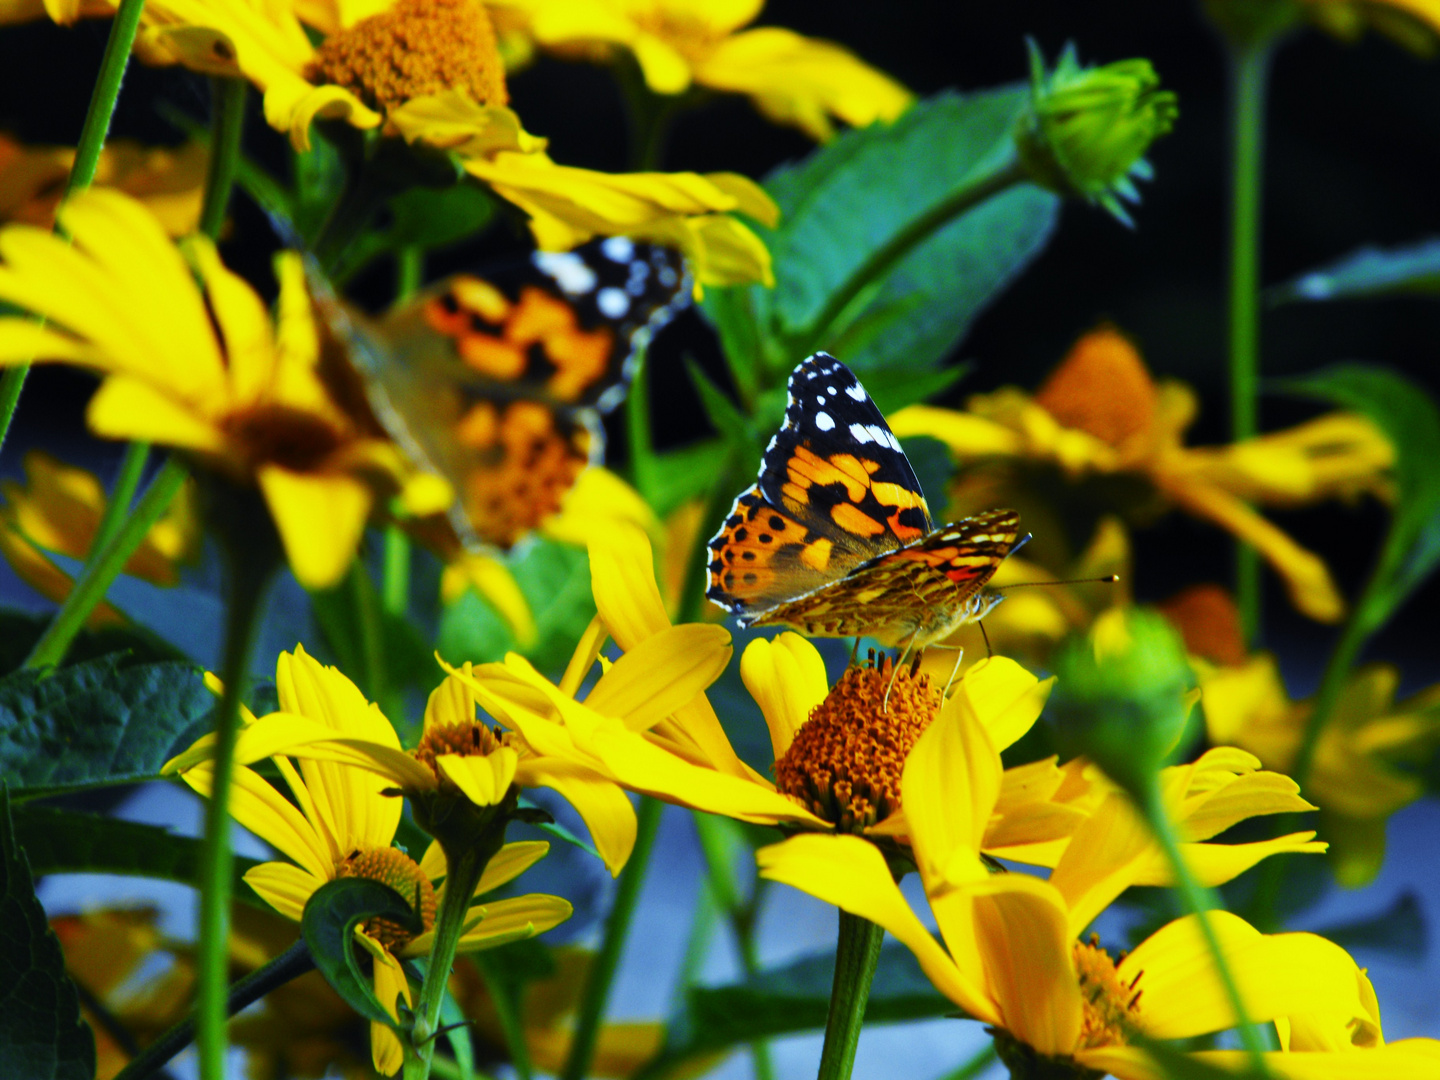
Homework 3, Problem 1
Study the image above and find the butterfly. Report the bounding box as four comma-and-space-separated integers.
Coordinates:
706, 353, 1024, 652
316, 236, 689, 550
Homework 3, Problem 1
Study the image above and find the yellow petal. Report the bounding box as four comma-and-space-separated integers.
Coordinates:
86, 376, 227, 452
441, 550, 537, 647
183, 762, 333, 879
477, 840, 551, 894
385, 92, 545, 158
740, 632, 828, 762
513, 757, 636, 877
559, 616, 608, 699
630, 33, 692, 94
756, 833, 1000, 1025
584, 623, 732, 731
888, 405, 1023, 457
453, 894, 573, 950
1082, 1043, 1440, 1080
256, 465, 371, 589
949, 657, 1052, 753
243, 860, 325, 922
1046, 793, 1152, 937
587, 519, 669, 649
0, 318, 97, 366
437, 747, 520, 807
1126, 832, 1327, 888
370, 948, 411, 1074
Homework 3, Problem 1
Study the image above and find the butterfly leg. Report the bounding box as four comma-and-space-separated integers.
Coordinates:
848, 636, 860, 667
978, 620, 994, 659
884, 626, 923, 712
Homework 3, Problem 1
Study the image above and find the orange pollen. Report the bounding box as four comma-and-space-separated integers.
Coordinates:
336, 847, 436, 949
1033, 325, 1158, 448
1073, 934, 1143, 1050
412, 719, 503, 778
774, 653, 939, 833
309, 0, 508, 116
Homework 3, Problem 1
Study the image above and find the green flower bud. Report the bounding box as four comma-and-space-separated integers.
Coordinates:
1045, 607, 1197, 798
1015, 41, 1179, 226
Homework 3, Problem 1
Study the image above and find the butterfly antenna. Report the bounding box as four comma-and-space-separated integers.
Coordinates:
1001, 574, 1120, 589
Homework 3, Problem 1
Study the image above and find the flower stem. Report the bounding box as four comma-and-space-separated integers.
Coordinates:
383, 525, 412, 616
798, 156, 1029, 359
195, 537, 278, 1080
1137, 781, 1269, 1064
0, 0, 147, 457
410, 842, 495, 1080
198, 77, 248, 241
113, 940, 315, 1080
561, 796, 664, 1080
396, 245, 424, 301
88, 442, 150, 559
475, 951, 534, 1080
1226, 39, 1273, 644
23, 456, 189, 670
815, 911, 884, 1080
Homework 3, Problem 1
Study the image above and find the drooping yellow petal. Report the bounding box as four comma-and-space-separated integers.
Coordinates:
587, 519, 669, 649
243, 860, 326, 923
757, 833, 1001, 1025
182, 762, 333, 879
740, 632, 828, 762
0, 319, 98, 366
1126, 832, 1327, 888
947, 657, 1052, 753
584, 623, 732, 731
476, 840, 550, 894
1046, 792, 1153, 937
437, 746, 520, 807
86, 376, 227, 452
513, 757, 636, 877
256, 465, 372, 589
369, 947, 411, 1075
451, 893, 573, 951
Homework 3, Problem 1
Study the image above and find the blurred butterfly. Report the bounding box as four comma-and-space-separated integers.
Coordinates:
315, 236, 690, 550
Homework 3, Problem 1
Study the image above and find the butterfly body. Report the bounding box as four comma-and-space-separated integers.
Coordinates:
317, 236, 689, 550
706, 353, 1022, 649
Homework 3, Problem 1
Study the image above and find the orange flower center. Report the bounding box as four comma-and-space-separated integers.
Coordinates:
1074, 934, 1143, 1050
336, 846, 437, 949
774, 653, 938, 832
412, 719, 503, 779
220, 403, 347, 474
310, 0, 509, 116
1157, 584, 1246, 666
1034, 325, 1158, 449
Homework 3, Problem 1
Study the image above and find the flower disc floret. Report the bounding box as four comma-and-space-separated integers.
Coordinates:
337, 846, 437, 948
413, 719, 505, 779
1073, 935, 1142, 1050
774, 654, 939, 832
310, 0, 508, 115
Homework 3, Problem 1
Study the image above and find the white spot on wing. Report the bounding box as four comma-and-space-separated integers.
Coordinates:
601, 236, 635, 262
597, 287, 630, 318
815, 411, 835, 431
845, 384, 867, 401
849, 422, 873, 444
534, 251, 597, 295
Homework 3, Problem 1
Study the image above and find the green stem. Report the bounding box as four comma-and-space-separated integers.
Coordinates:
382, 525, 412, 618
1226, 40, 1273, 644
815, 912, 884, 1080
24, 457, 188, 670
113, 940, 315, 1080
88, 441, 149, 560
396, 246, 424, 301
626, 351, 656, 502
798, 157, 1028, 358
0, 0, 147, 457
350, 559, 388, 708
65, 0, 147, 199
410, 845, 493, 1080
198, 77, 247, 241
475, 951, 534, 1080
561, 796, 664, 1080
1138, 782, 1268, 1065
195, 538, 277, 1080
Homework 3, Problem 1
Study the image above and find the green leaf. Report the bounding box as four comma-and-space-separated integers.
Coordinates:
1270, 237, 1440, 304
517, 797, 601, 861
0, 609, 187, 675
648, 438, 728, 518
0, 657, 212, 800
438, 539, 595, 674
656, 943, 953, 1068
0, 790, 96, 1080
301, 877, 421, 1032
12, 806, 267, 907
701, 88, 1057, 389
332, 184, 497, 285
1314, 891, 1426, 957
685, 360, 763, 459
1277, 364, 1440, 637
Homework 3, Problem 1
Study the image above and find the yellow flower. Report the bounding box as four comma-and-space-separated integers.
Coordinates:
891, 325, 1395, 624
1200, 651, 1440, 887
493, 0, 912, 141
171, 647, 572, 1075
756, 683, 1436, 1080
0, 450, 198, 626
0, 189, 441, 589
165, 645, 643, 876
0, 134, 207, 234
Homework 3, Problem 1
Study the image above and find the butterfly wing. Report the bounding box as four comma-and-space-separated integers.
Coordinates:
706, 353, 934, 622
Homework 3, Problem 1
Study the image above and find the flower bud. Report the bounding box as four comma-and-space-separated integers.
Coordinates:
1014, 41, 1178, 226
1045, 607, 1196, 798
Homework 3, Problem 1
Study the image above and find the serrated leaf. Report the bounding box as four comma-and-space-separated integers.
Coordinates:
1270, 237, 1440, 304
1277, 365, 1440, 637
12, 806, 266, 907
0, 657, 212, 800
0, 791, 95, 1080
302, 877, 420, 1032
658, 943, 953, 1066
701, 88, 1057, 388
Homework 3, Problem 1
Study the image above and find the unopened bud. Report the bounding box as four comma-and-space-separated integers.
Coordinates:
1015, 41, 1178, 226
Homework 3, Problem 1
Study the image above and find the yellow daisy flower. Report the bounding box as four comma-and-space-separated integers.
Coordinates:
0, 450, 198, 626
0, 189, 444, 589
171, 647, 572, 1075
0, 133, 207, 234
756, 686, 1438, 1080
165, 644, 645, 876
492, 0, 913, 141
1200, 651, 1440, 887
891, 325, 1394, 624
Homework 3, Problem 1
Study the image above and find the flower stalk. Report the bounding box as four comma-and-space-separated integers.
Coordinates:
198, 77, 249, 240
1226, 39, 1274, 643
815, 911, 884, 1080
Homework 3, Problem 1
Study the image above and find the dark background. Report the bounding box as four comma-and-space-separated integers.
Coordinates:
1, 0, 1438, 683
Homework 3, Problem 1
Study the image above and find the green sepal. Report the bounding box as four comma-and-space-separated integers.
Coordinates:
301, 876, 422, 1033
